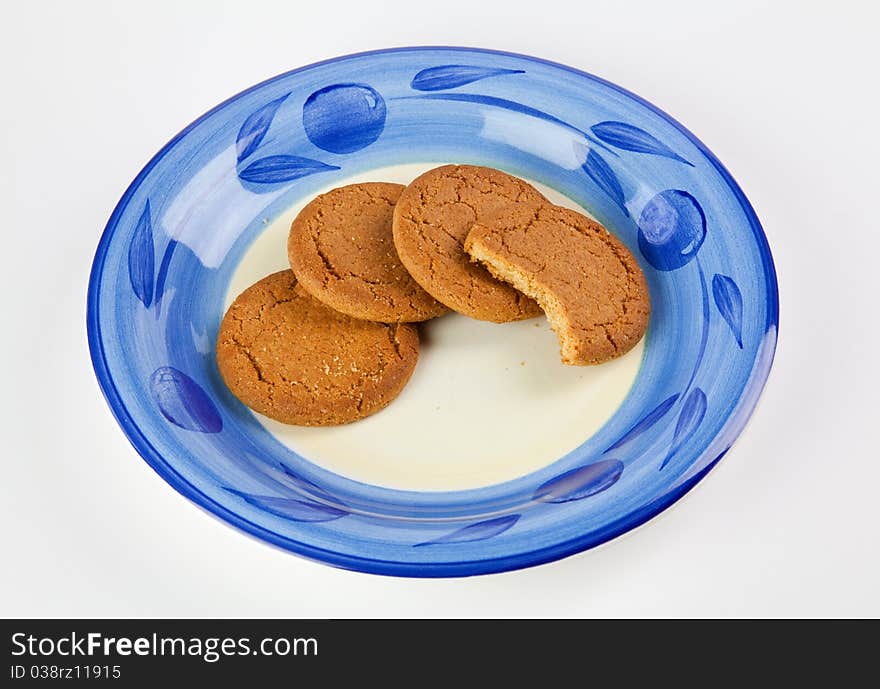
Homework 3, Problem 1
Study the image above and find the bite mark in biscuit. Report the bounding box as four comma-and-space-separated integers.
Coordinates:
464, 203, 650, 366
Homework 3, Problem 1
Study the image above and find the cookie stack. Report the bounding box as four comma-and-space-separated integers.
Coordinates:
216, 165, 650, 426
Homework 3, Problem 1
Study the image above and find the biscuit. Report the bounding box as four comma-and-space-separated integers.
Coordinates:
216, 270, 419, 425
392, 165, 545, 322
288, 183, 448, 322
465, 203, 650, 365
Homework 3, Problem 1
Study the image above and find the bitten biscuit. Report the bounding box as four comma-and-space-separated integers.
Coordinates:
216, 270, 419, 425
392, 165, 545, 322
465, 203, 650, 365
288, 182, 448, 322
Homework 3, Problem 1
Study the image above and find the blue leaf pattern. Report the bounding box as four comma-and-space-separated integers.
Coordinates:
661, 388, 707, 470
153, 239, 177, 309
128, 202, 154, 307
411, 65, 524, 91
150, 366, 222, 433
238, 155, 339, 184
534, 460, 624, 503
605, 394, 680, 452
582, 150, 628, 216
712, 273, 744, 348
227, 490, 347, 522
415, 515, 520, 547
591, 121, 693, 165
236, 93, 289, 163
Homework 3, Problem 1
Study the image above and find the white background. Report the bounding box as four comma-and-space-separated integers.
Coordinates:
2, 0, 878, 618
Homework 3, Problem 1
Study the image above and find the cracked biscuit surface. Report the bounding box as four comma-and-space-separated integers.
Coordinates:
216, 270, 419, 425
392, 165, 545, 322
465, 203, 650, 366
288, 182, 448, 322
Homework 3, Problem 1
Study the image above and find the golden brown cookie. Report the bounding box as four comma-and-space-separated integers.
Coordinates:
392, 165, 545, 322
216, 270, 419, 425
465, 203, 650, 366
288, 183, 448, 323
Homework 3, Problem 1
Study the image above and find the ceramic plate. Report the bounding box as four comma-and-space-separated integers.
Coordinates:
87, 47, 778, 576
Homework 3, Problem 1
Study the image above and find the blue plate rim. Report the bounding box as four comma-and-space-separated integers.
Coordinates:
86, 46, 779, 577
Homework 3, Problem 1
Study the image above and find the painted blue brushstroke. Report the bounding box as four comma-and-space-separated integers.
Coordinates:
533, 460, 624, 503
683, 259, 712, 394
605, 394, 680, 452
661, 388, 707, 470
395, 93, 616, 154
238, 155, 339, 184
591, 121, 693, 165
128, 202, 154, 307
278, 464, 345, 505
415, 515, 520, 547
226, 490, 348, 522
236, 92, 289, 162
153, 239, 178, 311
411, 65, 524, 91
712, 273, 744, 348
150, 366, 222, 433
582, 149, 628, 215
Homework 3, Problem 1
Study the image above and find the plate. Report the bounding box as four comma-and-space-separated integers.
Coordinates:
87, 47, 778, 576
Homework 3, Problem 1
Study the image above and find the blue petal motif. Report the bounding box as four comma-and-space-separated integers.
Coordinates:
638, 190, 706, 271
533, 460, 624, 503
128, 202, 154, 307
410, 65, 524, 91
236, 93, 289, 163
238, 155, 339, 184
605, 394, 680, 452
582, 150, 629, 216
712, 273, 744, 348
591, 121, 693, 166
150, 367, 222, 433
661, 388, 707, 470
227, 490, 347, 522
415, 515, 520, 547
153, 239, 178, 310
303, 83, 386, 154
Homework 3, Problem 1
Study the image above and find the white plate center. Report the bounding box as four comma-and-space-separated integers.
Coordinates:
226, 163, 644, 491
